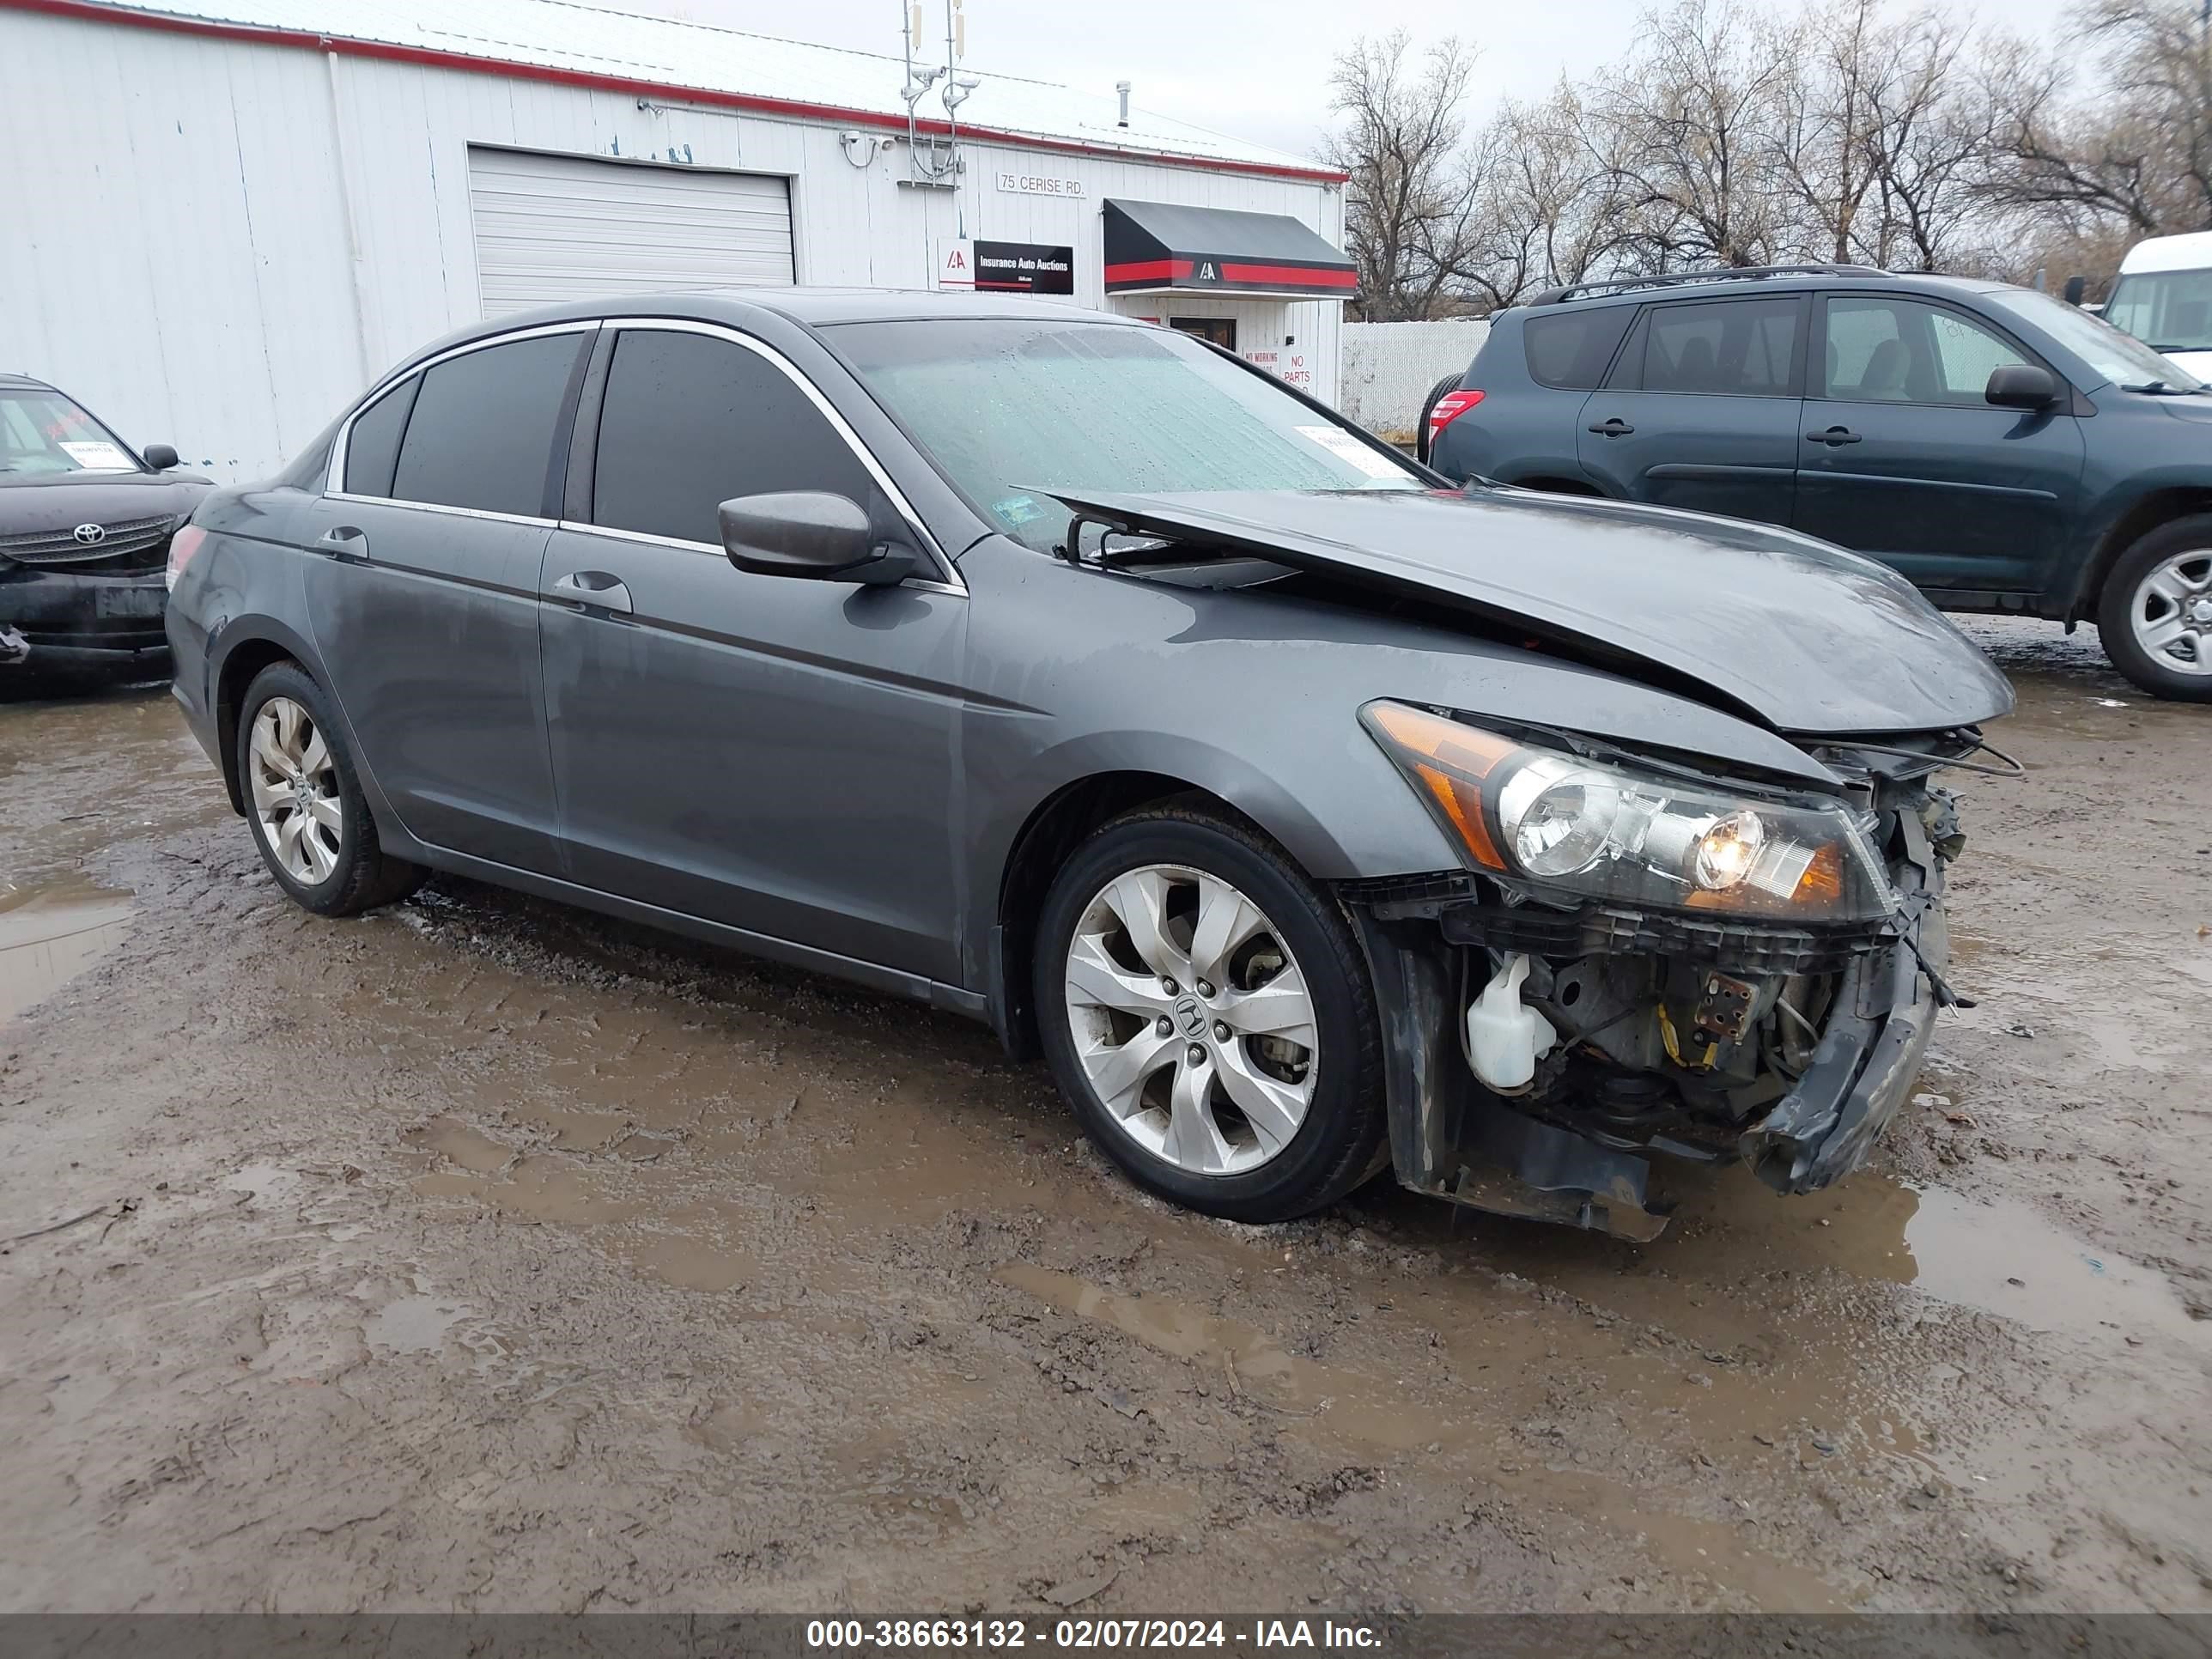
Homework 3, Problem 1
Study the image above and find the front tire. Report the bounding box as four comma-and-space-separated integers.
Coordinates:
1032, 803, 1387, 1224
236, 661, 423, 915
2096, 517, 2212, 701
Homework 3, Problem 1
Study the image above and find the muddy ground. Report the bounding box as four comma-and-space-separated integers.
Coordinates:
0, 618, 2206, 1616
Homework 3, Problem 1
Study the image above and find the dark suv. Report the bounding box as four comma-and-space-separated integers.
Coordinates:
1424, 265, 2212, 700
1, 373, 204, 680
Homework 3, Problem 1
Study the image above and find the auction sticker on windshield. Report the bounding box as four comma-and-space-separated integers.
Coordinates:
1295, 424, 1407, 479
58, 440, 133, 470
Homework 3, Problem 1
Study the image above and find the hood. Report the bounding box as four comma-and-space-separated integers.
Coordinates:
0, 471, 211, 537
1048, 487, 2014, 736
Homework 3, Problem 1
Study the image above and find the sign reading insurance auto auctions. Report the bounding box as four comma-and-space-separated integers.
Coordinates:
972, 240, 1074, 295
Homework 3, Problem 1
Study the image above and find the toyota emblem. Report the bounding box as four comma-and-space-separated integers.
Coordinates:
72, 523, 106, 545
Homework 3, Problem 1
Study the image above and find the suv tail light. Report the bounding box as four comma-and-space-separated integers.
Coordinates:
1428, 389, 1486, 441
166, 522, 207, 592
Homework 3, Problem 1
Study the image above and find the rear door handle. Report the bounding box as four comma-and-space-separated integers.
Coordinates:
1587, 417, 1635, 437
315, 526, 368, 561
1806, 426, 1862, 446
547, 570, 633, 616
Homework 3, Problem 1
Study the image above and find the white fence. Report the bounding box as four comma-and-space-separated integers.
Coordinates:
1338, 319, 1491, 441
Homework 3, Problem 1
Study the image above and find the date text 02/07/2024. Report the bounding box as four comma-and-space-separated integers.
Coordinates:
803, 1618, 1384, 1650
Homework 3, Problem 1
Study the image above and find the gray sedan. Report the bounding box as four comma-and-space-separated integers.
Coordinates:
166, 291, 2012, 1239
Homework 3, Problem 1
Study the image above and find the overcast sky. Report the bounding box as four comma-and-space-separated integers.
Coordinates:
635, 0, 2079, 162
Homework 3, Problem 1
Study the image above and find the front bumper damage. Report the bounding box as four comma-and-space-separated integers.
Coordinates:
0, 568, 171, 672
1345, 800, 1952, 1241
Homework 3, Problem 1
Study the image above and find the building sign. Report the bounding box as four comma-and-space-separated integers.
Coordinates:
1280, 349, 1315, 392
975, 240, 1075, 295
1243, 347, 1280, 377
937, 237, 975, 289
997, 171, 1086, 198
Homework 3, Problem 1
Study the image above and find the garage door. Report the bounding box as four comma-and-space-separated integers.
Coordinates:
467, 148, 795, 317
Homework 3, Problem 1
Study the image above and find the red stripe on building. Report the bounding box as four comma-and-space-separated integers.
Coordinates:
1218, 262, 1359, 289
1103, 258, 1194, 285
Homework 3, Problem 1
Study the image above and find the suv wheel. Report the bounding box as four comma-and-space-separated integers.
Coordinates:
1032, 803, 1387, 1223
2096, 517, 2212, 702
236, 661, 424, 915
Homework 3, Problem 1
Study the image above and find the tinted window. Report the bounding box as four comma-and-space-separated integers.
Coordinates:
391, 333, 585, 516
1522, 307, 1635, 389
1631, 298, 1799, 396
1822, 296, 2032, 405
342, 376, 419, 497
591, 330, 875, 545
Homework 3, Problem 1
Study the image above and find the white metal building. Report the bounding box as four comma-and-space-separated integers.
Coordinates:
0, 0, 1353, 482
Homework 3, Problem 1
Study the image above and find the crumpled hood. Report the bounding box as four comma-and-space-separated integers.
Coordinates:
1048, 486, 2014, 736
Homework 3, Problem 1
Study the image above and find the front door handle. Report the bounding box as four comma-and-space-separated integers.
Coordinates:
1806, 426, 1863, 446
316, 525, 368, 561
548, 570, 633, 616
1587, 417, 1636, 437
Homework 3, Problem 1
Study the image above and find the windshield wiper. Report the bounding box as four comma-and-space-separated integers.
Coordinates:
2119, 379, 2190, 393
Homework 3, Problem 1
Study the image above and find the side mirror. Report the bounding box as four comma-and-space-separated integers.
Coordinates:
143, 443, 179, 471
718, 491, 915, 586
2062, 275, 2088, 307
1986, 364, 2060, 411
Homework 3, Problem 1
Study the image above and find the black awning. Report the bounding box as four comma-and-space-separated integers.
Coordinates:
1103, 198, 1358, 299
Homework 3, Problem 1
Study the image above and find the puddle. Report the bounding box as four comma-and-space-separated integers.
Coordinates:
0, 873, 133, 1023
364, 1292, 470, 1354
1449, 1163, 2209, 1358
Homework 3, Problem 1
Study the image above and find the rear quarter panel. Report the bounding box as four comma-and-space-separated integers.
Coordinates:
1427, 324, 1598, 488
169, 483, 406, 834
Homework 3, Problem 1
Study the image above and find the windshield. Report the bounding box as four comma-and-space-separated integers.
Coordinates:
1983, 286, 2205, 391
2105, 268, 2212, 358
0, 388, 139, 478
830, 318, 1424, 553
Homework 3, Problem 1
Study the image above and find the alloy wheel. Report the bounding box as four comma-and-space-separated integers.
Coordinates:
2130, 550, 2212, 678
1062, 863, 1319, 1176
248, 696, 343, 884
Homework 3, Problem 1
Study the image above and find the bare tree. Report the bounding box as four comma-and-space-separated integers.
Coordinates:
1590, 0, 1798, 269
1443, 86, 1632, 307
1984, 1, 2212, 235
1319, 32, 1484, 320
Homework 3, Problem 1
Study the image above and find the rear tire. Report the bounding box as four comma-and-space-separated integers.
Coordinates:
1413, 372, 1464, 467
2095, 517, 2212, 702
1032, 803, 1387, 1224
235, 661, 423, 915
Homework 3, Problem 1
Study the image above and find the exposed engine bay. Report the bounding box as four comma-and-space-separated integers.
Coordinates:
1340, 730, 1981, 1241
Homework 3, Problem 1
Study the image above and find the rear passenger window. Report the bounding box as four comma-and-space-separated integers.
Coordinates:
341, 376, 419, 498
391, 333, 586, 517
591, 329, 873, 546
1522, 307, 1636, 389
1626, 298, 1800, 396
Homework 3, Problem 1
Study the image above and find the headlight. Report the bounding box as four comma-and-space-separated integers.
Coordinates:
1361, 701, 1893, 922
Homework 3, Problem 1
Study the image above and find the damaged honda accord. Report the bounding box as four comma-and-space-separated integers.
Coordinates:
165, 293, 2013, 1239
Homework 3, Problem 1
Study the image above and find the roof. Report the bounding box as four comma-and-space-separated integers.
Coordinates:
364, 288, 1142, 386
8, 0, 1343, 182
2119, 232, 2212, 275
1102, 198, 1357, 297
1522, 266, 2008, 310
